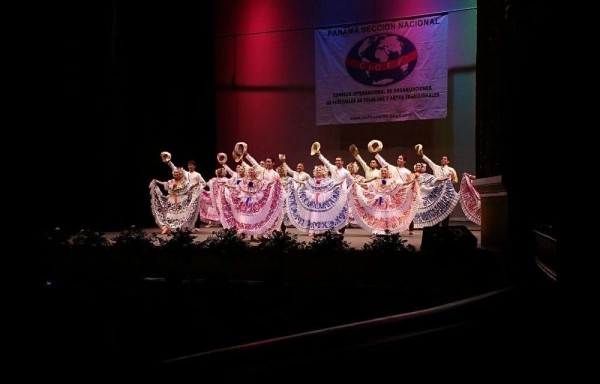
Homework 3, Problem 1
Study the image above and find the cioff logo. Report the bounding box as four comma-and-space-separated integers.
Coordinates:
345, 34, 417, 86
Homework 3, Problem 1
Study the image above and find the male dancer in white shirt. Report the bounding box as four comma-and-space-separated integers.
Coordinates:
416, 145, 459, 226
375, 152, 412, 183
282, 158, 311, 182
316, 148, 354, 234
245, 152, 279, 182
349, 144, 381, 181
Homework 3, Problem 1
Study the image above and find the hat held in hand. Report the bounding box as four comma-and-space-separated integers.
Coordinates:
160, 151, 172, 162
367, 140, 383, 153
310, 142, 321, 156
234, 142, 248, 155
232, 151, 243, 163
216, 152, 228, 164
415, 144, 423, 156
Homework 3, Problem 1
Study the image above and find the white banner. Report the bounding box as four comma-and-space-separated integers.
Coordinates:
315, 14, 448, 125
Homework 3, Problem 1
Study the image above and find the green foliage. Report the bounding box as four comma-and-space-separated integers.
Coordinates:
306, 230, 351, 255
36, 226, 499, 302
70, 228, 111, 255
158, 228, 202, 256
109, 226, 160, 278
255, 230, 306, 255
362, 232, 417, 256
200, 228, 249, 256
111, 225, 158, 256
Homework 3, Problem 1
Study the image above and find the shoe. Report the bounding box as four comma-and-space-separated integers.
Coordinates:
194, 228, 201, 232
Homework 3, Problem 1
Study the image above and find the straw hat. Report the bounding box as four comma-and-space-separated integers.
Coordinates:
310, 142, 321, 156
232, 150, 242, 163
216, 152, 228, 164
234, 141, 248, 155
367, 140, 383, 153
415, 144, 423, 155
349, 144, 358, 157
160, 151, 172, 162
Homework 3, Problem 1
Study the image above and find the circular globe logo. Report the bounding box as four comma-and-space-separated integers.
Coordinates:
345, 34, 417, 86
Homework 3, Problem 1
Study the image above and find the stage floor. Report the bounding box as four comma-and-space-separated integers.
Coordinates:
105, 219, 481, 250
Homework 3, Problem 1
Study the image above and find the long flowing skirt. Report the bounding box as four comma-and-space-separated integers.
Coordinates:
149, 184, 202, 231
217, 179, 286, 236
349, 181, 420, 234
199, 184, 222, 224
412, 174, 459, 228
285, 178, 349, 234
459, 173, 481, 225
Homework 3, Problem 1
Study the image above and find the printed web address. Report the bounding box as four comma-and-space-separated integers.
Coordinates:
350, 113, 400, 121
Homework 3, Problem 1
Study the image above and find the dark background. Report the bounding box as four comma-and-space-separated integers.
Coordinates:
32, 3, 216, 232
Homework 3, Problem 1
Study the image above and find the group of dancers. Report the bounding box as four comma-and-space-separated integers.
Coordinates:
149, 141, 481, 238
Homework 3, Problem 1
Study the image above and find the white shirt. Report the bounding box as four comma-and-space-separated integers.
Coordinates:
318, 153, 353, 186
187, 170, 206, 188
422, 155, 458, 183
246, 153, 279, 182
355, 154, 381, 180
374, 154, 412, 182
283, 162, 311, 182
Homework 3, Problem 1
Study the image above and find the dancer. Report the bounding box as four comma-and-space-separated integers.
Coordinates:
314, 143, 353, 234
281, 154, 311, 182
218, 165, 286, 238
286, 162, 349, 237
149, 162, 202, 234
368, 140, 412, 183
349, 144, 381, 180
348, 166, 420, 236
411, 145, 459, 228
346, 161, 365, 228
459, 173, 481, 226
199, 167, 228, 228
